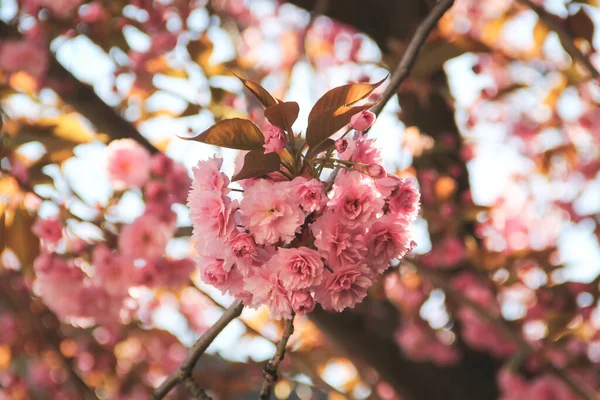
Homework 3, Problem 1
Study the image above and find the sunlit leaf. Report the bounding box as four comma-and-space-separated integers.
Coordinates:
306, 103, 374, 148
184, 118, 265, 150
232, 73, 279, 108
264, 101, 299, 132
308, 78, 385, 123
232, 150, 280, 181
5, 205, 39, 268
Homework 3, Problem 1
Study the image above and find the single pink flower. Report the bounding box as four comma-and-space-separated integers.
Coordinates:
244, 267, 293, 320
288, 177, 327, 213
166, 162, 192, 204
198, 258, 230, 292
189, 156, 230, 195
388, 178, 421, 221
118, 215, 171, 260
106, 139, 151, 189
328, 171, 383, 228
145, 181, 171, 205
350, 110, 376, 131
343, 136, 383, 170
227, 232, 258, 275
240, 180, 305, 245
93, 245, 133, 296
315, 263, 372, 312
32, 217, 63, 245
311, 211, 366, 268
269, 247, 324, 290
150, 153, 174, 177
0, 40, 48, 78
188, 192, 236, 241
365, 214, 413, 274
290, 290, 315, 315
374, 175, 401, 197
263, 125, 286, 154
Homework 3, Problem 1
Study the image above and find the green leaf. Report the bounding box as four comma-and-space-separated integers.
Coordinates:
232, 73, 279, 108
306, 104, 375, 148
307, 77, 385, 123
233, 150, 281, 181
264, 101, 299, 132
185, 118, 265, 150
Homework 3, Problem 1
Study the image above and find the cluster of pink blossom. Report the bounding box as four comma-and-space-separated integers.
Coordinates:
188, 115, 421, 319
31, 139, 194, 328
497, 369, 586, 400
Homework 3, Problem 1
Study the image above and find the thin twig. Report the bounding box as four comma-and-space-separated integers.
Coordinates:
418, 268, 595, 400
149, 300, 244, 400
518, 0, 600, 79
370, 0, 456, 117
325, 0, 455, 188
184, 376, 212, 400
258, 315, 296, 400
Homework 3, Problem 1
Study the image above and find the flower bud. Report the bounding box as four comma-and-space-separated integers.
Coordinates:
367, 164, 386, 178
350, 110, 376, 131
335, 138, 348, 154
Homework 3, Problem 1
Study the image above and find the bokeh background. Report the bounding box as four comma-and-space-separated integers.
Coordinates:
1, 0, 600, 399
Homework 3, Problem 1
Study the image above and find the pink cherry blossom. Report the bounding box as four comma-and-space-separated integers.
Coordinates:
244, 267, 293, 320
365, 215, 413, 274
350, 110, 376, 131
290, 290, 316, 315
188, 192, 236, 241
93, 245, 133, 296
288, 177, 327, 213
198, 258, 230, 293
335, 138, 349, 154
311, 211, 366, 268
166, 162, 192, 204
150, 153, 174, 177
315, 263, 372, 312
118, 215, 171, 260
227, 232, 258, 275
367, 164, 386, 178
240, 180, 305, 244
328, 171, 384, 228
388, 178, 421, 221
32, 217, 63, 246
106, 139, 151, 189
190, 156, 230, 194
263, 125, 286, 153
0, 40, 49, 78
344, 135, 383, 169
269, 247, 324, 290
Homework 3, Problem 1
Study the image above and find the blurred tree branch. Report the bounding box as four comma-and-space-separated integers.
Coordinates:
0, 275, 99, 400
518, 0, 600, 79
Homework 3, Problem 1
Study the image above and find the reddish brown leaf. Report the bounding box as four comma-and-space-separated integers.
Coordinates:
307, 77, 385, 123
566, 8, 595, 43
306, 139, 334, 159
264, 101, 299, 132
232, 150, 281, 181
232, 73, 279, 108
184, 118, 265, 150
306, 104, 375, 148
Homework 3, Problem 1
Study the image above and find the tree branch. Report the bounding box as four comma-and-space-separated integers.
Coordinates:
0, 20, 159, 154
258, 315, 296, 400
517, 0, 600, 79
419, 268, 595, 400
149, 300, 244, 400
370, 0, 455, 117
